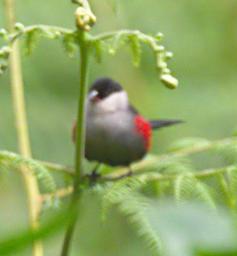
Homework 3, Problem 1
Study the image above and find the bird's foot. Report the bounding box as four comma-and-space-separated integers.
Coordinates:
126, 167, 133, 177
88, 164, 101, 184
89, 170, 101, 182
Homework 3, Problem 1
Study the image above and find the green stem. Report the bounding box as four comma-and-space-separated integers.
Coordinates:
61, 31, 89, 256
75, 32, 89, 190
2, 136, 237, 180
3, 1, 43, 256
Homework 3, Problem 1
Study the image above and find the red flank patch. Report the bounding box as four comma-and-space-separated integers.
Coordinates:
134, 115, 152, 150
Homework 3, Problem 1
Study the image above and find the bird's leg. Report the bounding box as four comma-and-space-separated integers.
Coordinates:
89, 163, 101, 183
127, 166, 133, 177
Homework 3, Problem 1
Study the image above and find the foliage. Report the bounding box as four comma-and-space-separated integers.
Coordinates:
1, 0, 237, 256
0, 27, 178, 89
145, 201, 237, 256
1, 136, 237, 255
0, 151, 56, 194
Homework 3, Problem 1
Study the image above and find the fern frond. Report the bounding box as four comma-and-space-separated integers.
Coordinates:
128, 34, 141, 67
101, 177, 161, 255
227, 167, 237, 197
0, 24, 75, 74
226, 166, 237, 208
174, 174, 216, 209
154, 156, 192, 175
91, 29, 178, 89
108, 31, 124, 55
24, 28, 41, 55
62, 32, 77, 57
0, 151, 56, 194
215, 141, 237, 164
215, 173, 234, 209
92, 40, 103, 63
0, 46, 11, 74
101, 177, 144, 217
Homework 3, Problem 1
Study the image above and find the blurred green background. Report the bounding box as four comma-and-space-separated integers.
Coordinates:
0, 0, 237, 255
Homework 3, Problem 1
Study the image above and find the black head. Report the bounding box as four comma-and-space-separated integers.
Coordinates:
89, 77, 123, 100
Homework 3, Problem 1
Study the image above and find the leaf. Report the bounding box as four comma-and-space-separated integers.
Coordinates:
155, 157, 192, 175
145, 201, 237, 256
0, 209, 70, 255
0, 59, 8, 75
0, 151, 56, 194
0, 46, 11, 75
62, 33, 77, 57
228, 167, 237, 197
215, 142, 237, 164
174, 174, 216, 209
101, 177, 161, 254
24, 28, 41, 55
108, 32, 124, 55
92, 40, 103, 63
101, 177, 144, 217
128, 34, 141, 67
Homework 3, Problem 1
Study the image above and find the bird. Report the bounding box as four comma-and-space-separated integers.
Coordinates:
73, 77, 182, 170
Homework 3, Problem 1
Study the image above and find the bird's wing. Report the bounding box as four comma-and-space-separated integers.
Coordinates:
149, 119, 184, 130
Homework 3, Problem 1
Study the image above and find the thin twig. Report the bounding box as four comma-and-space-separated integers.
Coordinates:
40, 187, 73, 203
3, 0, 43, 256
41, 160, 74, 176
102, 137, 237, 179
36, 137, 237, 180
1, 136, 236, 180
39, 165, 236, 202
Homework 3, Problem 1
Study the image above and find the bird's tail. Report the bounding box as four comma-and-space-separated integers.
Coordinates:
149, 119, 183, 130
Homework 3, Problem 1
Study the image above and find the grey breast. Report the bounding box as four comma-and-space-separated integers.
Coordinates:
85, 110, 146, 166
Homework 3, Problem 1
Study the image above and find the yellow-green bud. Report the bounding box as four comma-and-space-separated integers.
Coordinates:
74, 6, 96, 31
160, 74, 178, 89
14, 22, 25, 31
155, 32, 164, 40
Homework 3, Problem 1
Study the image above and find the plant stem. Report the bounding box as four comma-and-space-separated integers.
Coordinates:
74, 32, 89, 194
61, 31, 89, 256
3, 0, 43, 256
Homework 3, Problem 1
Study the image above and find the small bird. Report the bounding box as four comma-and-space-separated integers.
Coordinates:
73, 77, 182, 168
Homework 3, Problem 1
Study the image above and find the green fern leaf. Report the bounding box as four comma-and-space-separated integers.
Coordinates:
128, 34, 141, 67
174, 174, 216, 209
24, 28, 41, 55
92, 40, 103, 63
62, 33, 77, 57
108, 32, 124, 55
225, 167, 237, 208
227, 166, 237, 196
0, 151, 56, 194
101, 177, 161, 254
215, 142, 237, 164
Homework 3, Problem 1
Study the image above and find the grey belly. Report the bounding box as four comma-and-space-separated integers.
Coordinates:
85, 111, 146, 166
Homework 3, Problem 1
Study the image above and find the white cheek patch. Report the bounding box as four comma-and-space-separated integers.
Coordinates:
100, 91, 128, 111
87, 91, 129, 115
